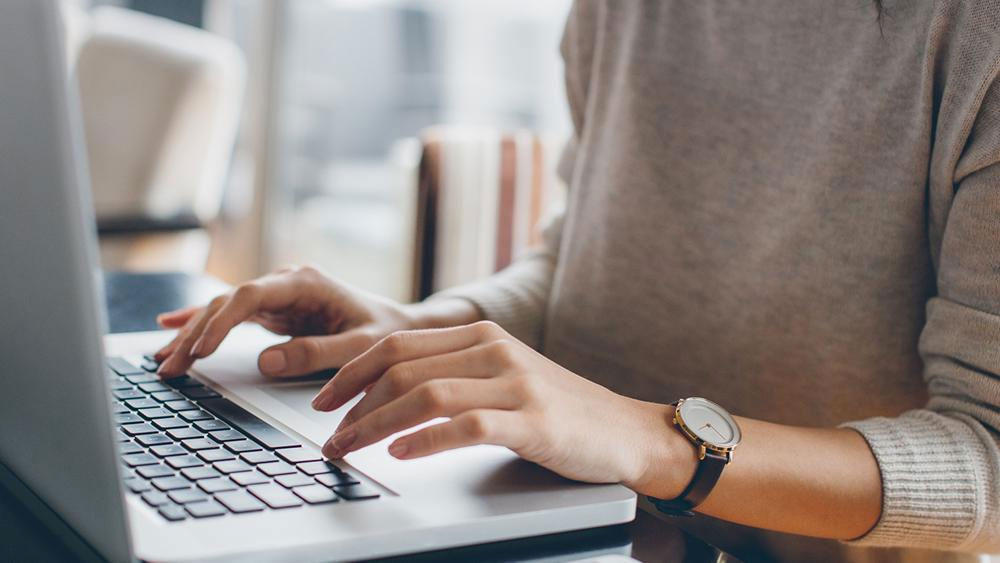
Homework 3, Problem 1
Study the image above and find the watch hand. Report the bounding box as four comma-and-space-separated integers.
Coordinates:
702, 423, 727, 441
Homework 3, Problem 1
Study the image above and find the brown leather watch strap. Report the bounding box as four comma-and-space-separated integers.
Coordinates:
648, 450, 728, 517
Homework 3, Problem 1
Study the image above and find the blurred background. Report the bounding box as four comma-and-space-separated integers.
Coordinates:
66, 0, 572, 302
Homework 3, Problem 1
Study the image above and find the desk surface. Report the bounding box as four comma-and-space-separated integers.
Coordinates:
0, 272, 740, 563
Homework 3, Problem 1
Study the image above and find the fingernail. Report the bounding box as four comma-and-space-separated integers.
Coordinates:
259, 350, 286, 374
324, 428, 356, 458
388, 442, 408, 458
190, 338, 206, 358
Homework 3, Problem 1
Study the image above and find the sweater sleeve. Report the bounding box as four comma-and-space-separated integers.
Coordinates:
840, 79, 1000, 552
426, 140, 573, 349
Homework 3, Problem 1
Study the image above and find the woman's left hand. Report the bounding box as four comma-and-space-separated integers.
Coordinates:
311, 321, 695, 495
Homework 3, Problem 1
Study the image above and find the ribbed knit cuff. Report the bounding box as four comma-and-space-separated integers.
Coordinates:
841, 411, 992, 550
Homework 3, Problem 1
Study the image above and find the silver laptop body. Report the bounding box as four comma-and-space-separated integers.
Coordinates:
0, 2, 636, 561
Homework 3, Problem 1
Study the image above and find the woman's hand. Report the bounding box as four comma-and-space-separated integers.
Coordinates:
154, 266, 478, 379
311, 321, 697, 495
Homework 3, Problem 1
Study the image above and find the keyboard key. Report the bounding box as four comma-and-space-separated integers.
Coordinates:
167, 427, 201, 440
122, 453, 159, 467
125, 398, 158, 410
158, 503, 188, 521
186, 500, 227, 518
114, 413, 143, 425
297, 461, 337, 476
138, 407, 174, 420
113, 388, 144, 401
275, 473, 314, 488
121, 423, 157, 436
182, 438, 218, 451
125, 374, 159, 385
109, 378, 133, 391
199, 398, 299, 449
140, 359, 160, 373
139, 383, 171, 394
214, 460, 252, 474
168, 489, 208, 504
315, 472, 360, 487
136, 465, 174, 479
179, 410, 213, 422
150, 444, 187, 458
165, 455, 203, 469
277, 447, 323, 464
181, 387, 221, 400
333, 483, 380, 501
164, 400, 199, 413
198, 478, 237, 494
198, 448, 235, 463
151, 476, 192, 491
249, 484, 302, 508
136, 434, 172, 447
151, 390, 184, 402
209, 430, 246, 443
164, 375, 203, 389
153, 417, 189, 430
112, 403, 130, 415
118, 442, 143, 455
116, 429, 130, 442
194, 419, 229, 432
239, 451, 278, 465
293, 485, 339, 505
225, 440, 262, 453
230, 471, 269, 486
214, 490, 266, 513
108, 357, 144, 376
181, 466, 221, 481
124, 477, 151, 493
141, 491, 170, 507
257, 462, 296, 477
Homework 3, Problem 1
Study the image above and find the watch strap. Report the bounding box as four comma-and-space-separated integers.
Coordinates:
648, 450, 728, 517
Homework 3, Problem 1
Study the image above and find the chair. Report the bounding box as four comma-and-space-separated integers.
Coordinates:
63, 4, 245, 271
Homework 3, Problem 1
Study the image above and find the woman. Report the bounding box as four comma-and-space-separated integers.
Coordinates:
156, 2, 1000, 560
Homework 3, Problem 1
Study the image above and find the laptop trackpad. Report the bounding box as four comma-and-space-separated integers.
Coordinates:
191, 324, 572, 500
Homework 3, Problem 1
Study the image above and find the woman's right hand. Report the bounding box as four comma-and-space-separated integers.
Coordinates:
153, 266, 478, 379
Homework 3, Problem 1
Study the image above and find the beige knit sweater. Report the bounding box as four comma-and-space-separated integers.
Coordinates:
436, 1, 1000, 561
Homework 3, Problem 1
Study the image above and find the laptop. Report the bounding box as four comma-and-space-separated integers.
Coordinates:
0, 1, 636, 561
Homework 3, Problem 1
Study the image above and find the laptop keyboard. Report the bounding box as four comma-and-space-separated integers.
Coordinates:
107, 356, 379, 522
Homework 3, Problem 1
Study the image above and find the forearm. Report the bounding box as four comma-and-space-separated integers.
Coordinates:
633, 406, 882, 540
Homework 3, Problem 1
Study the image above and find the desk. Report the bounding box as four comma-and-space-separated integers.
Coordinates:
0, 272, 739, 563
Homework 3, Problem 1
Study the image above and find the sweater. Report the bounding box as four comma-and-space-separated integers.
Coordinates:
436, 1, 1000, 561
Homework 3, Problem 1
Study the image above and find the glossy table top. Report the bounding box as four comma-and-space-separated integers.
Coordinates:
0, 271, 740, 563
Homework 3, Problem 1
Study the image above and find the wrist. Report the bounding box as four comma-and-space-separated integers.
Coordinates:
626, 401, 699, 500
400, 297, 483, 331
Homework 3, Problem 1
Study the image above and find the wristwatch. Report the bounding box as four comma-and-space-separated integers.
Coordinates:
648, 397, 741, 517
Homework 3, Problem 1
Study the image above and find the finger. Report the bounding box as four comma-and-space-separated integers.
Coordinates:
322, 379, 519, 458
257, 330, 375, 377
188, 283, 267, 359
156, 299, 225, 377
314, 321, 503, 411
387, 410, 525, 460
324, 343, 506, 426
190, 273, 343, 358
154, 309, 204, 361
154, 330, 185, 363
156, 306, 201, 329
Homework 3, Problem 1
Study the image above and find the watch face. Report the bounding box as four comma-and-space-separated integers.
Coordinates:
676, 397, 741, 449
